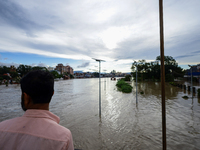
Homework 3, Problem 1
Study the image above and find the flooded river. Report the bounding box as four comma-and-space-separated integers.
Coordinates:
0, 78, 200, 150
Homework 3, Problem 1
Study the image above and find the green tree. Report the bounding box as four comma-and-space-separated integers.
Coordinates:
124, 75, 131, 81
131, 56, 184, 82
149, 61, 160, 81
156, 56, 177, 66
0, 77, 3, 84
93, 72, 99, 77
17, 65, 32, 77
63, 72, 69, 76
32, 66, 47, 71
10, 72, 19, 79
70, 74, 74, 79
156, 55, 184, 80
2, 74, 10, 80
50, 70, 61, 79
131, 60, 152, 81
0, 66, 10, 74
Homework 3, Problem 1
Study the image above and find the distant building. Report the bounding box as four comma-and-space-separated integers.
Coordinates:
111, 70, 116, 74
55, 64, 73, 75
184, 64, 200, 83
66, 65, 74, 75
197, 64, 200, 70
47, 67, 54, 71
85, 73, 92, 78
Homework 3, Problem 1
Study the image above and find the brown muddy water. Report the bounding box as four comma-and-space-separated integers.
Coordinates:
0, 78, 200, 150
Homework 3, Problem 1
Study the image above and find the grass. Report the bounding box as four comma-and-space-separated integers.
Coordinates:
116, 79, 133, 93
182, 95, 189, 99
169, 82, 178, 86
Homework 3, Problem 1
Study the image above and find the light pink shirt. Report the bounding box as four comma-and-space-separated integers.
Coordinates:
0, 109, 74, 150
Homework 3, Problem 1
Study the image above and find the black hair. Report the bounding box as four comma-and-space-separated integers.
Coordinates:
20, 70, 54, 104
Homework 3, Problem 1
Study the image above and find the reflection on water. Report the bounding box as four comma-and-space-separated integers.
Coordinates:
0, 78, 200, 150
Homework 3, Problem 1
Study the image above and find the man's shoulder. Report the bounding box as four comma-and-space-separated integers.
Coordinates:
0, 116, 72, 142
0, 117, 21, 128
46, 121, 72, 140
54, 122, 70, 131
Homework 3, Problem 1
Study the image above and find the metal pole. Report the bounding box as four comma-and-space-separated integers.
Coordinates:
159, 0, 166, 150
99, 61, 101, 117
136, 63, 138, 104
104, 80, 106, 91
191, 67, 193, 97
92, 58, 105, 118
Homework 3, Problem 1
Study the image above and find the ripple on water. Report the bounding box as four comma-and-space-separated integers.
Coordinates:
1, 79, 200, 149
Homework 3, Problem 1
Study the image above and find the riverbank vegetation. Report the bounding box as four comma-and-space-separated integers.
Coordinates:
0, 64, 74, 84
131, 56, 185, 82
169, 82, 178, 86
182, 96, 189, 99
198, 89, 200, 97
116, 78, 133, 93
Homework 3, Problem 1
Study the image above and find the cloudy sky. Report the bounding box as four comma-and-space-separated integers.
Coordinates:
0, 0, 199, 73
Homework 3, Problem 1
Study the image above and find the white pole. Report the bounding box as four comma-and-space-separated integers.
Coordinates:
136, 63, 138, 104
191, 67, 193, 97
99, 61, 101, 117
104, 80, 106, 90
92, 58, 105, 118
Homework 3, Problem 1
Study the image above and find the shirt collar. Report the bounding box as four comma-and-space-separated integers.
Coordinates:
23, 109, 60, 123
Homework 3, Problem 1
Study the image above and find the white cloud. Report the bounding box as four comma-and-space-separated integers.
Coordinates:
0, 0, 199, 72
0, 62, 20, 67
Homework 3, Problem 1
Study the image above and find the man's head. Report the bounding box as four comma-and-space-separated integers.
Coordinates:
20, 70, 54, 111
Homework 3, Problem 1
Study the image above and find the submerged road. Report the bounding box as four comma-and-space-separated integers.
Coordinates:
0, 78, 200, 149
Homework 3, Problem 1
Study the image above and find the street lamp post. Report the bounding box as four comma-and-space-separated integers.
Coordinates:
93, 58, 105, 118
188, 65, 193, 95
134, 61, 138, 104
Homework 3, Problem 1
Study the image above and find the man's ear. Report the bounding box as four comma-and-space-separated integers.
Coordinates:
23, 92, 32, 107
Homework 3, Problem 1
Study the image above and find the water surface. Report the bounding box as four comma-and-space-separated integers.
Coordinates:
0, 78, 200, 150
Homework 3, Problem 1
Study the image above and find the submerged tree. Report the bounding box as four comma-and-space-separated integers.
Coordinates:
131, 56, 184, 82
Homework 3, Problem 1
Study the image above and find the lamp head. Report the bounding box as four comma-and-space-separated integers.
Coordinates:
92, 58, 105, 62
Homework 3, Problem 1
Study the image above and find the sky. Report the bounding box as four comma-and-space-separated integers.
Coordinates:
0, 0, 200, 73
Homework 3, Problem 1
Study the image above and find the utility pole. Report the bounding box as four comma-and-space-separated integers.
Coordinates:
159, 0, 166, 149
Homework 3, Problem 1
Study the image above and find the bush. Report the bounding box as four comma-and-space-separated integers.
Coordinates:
116, 79, 133, 93
15, 76, 21, 84
121, 84, 132, 93
2, 75, 10, 80
50, 70, 60, 79
182, 96, 189, 99
169, 82, 178, 86
70, 74, 74, 79
0, 77, 3, 84
124, 75, 131, 81
116, 79, 125, 88
198, 89, 200, 97
166, 74, 174, 82
10, 72, 19, 78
